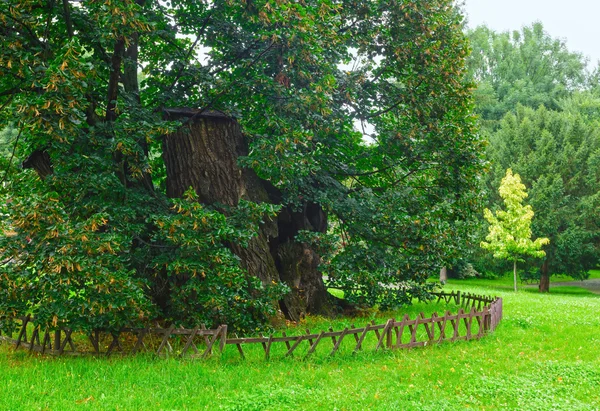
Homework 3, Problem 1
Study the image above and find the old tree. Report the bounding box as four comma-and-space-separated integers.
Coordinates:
0, 0, 482, 333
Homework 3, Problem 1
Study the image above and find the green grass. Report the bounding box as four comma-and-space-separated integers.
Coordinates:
1, 277, 600, 410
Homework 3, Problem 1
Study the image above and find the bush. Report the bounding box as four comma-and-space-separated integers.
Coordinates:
0, 176, 286, 335
447, 260, 479, 279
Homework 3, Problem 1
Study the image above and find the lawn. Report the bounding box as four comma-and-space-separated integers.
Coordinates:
1, 274, 599, 410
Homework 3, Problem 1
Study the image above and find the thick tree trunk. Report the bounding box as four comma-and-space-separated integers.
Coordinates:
273, 205, 330, 321
162, 110, 330, 320
162, 111, 279, 285
22, 150, 53, 178
539, 260, 550, 293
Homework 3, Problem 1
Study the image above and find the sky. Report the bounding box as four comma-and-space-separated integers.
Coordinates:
462, 0, 600, 67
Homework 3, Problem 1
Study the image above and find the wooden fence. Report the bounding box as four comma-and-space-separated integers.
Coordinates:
0, 291, 502, 360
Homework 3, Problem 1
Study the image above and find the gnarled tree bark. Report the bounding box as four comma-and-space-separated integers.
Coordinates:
162, 109, 331, 320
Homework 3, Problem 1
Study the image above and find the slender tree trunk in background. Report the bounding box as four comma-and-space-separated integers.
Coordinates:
122, 28, 154, 192
513, 259, 518, 292
162, 110, 331, 321
439, 266, 447, 284
539, 259, 550, 293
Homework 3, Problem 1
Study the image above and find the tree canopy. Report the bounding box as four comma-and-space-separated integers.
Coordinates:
481, 168, 549, 291
487, 103, 600, 290
466, 22, 588, 129
0, 0, 483, 333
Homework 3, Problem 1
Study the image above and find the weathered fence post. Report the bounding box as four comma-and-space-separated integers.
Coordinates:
219, 325, 227, 353
54, 330, 61, 351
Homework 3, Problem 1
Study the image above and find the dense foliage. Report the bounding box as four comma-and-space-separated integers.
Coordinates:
467, 23, 600, 288
487, 103, 600, 286
467, 22, 588, 128
0, 0, 482, 332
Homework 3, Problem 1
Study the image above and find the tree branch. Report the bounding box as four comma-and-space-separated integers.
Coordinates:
62, 0, 74, 38
164, 13, 213, 96
105, 38, 126, 122
5, 14, 46, 50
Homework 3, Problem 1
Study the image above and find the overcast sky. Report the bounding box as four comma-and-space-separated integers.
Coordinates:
462, 0, 600, 67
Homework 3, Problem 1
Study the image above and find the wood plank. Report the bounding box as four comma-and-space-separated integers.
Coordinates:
306, 329, 313, 345
156, 325, 176, 355
353, 325, 370, 353
421, 313, 434, 341
393, 325, 400, 348
330, 328, 348, 356
54, 330, 61, 351
15, 315, 30, 348
306, 331, 325, 356
88, 331, 100, 354
285, 335, 304, 357
464, 307, 474, 339
436, 313, 447, 342
59, 329, 76, 354
226, 336, 271, 344
260, 334, 268, 355
201, 326, 222, 359
475, 313, 483, 337
395, 314, 410, 348
41, 329, 51, 354
219, 325, 227, 352
409, 317, 418, 344
372, 320, 381, 340
235, 335, 245, 360
180, 327, 200, 357
375, 319, 393, 352
29, 327, 39, 353
282, 332, 291, 351
482, 307, 490, 332
264, 334, 273, 361
351, 324, 359, 344
131, 329, 149, 355
106, 332, 123, 356
386, 319, 394, 348
200, 324, 211, 348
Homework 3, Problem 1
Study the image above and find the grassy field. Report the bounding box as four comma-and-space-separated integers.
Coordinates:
1, 273, 599, 410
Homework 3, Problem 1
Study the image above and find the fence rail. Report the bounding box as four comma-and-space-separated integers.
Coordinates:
0, 290, 502, 360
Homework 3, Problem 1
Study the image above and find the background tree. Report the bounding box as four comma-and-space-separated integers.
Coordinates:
486, 103, 600, 291
466, 23, 588, 131
481, 169, 549, 292
466, 23, 599, 288
0, 0, 483, 333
